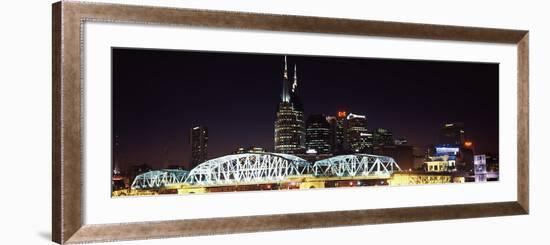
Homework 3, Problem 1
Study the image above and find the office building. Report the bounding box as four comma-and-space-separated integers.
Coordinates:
345, 113, 372, 153
474, 155, 488, 182
234, 146, 266, 154
373, 128, 394, 146
428, 143, 474, 173
190, 125, 208, 168
274, 56, 306, 154
327, 111, 347, 154
305, 114, 332, 154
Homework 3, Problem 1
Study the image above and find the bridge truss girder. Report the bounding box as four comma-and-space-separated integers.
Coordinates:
131, 169, 189, 189
184, 153, 310, 186
312, 154, 401, 177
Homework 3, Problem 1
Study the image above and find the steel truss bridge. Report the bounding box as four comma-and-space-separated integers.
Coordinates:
313, 154, 401, 178
185, 153, 311, 186
131, 169, 189, 189
131, 153, 401, 189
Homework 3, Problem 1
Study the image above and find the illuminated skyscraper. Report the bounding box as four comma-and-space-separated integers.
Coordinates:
305, 114, 331, 154
327, 111, 347, 154
373, 128, 394, 146
345, 113, 372, 153
274, 56, 306, 154
190, 125, 208, 168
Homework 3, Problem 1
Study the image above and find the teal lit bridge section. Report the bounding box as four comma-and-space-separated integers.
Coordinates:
312, 154, 401, 178
131, 169, 189, 189
128, 153, 402, 190
184, 153, 311, 186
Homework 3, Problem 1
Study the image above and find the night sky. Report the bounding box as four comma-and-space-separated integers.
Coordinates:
112, 48, 499, 170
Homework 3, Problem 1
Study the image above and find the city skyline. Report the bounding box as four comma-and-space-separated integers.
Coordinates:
112, 48, 499, 170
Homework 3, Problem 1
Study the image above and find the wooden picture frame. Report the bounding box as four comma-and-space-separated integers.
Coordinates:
52, 1, 529, 244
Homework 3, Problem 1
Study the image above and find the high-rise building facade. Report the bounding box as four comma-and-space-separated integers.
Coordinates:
345, 113, 372, 153
274, 56, 306, 154
440, 122, 465, 145
327, 111, 347, 154
373, 128, 394, 146
305, 114, 332, 154
190, 125, 208, 168
234, 146, 265, 154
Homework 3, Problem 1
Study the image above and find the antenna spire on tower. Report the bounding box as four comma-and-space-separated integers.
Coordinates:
284, 55, 288, 80
281, 56, 290, 102
292, 64, 298, 93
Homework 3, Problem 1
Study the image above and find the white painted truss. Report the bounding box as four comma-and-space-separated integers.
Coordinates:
184, 153, 311, 186
312, 154, 401, 177
129, 154, 400, 189
131, 169, 189, 189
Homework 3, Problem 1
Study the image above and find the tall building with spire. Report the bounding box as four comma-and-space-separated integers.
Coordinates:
274, 56, 306, 154
281, 56, 290, 103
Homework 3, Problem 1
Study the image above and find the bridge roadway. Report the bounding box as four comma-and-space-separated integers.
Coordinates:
176, 174, 394, 194
115, 171, 463, 196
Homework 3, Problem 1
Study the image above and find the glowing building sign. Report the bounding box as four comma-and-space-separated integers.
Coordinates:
347, 113, 366, 120
337, 111, 347, 118
435, 146, 459, 155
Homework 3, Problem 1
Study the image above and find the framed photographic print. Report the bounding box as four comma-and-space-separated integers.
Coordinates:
52, 1, 529, 244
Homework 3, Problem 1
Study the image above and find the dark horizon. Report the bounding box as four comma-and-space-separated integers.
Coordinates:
112, 48, 499, 170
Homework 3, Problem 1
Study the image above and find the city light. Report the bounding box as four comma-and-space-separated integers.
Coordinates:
112, 53, 499, 197
435, 147, 459, 155
346, 113, 366, 120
